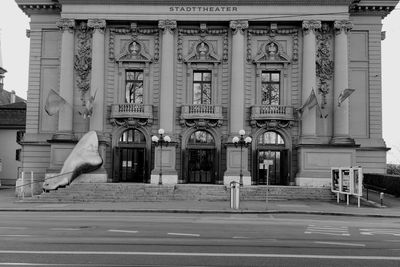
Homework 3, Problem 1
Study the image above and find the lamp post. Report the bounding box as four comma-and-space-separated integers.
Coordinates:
232, 129, 252, 186
152, 129, 171, 185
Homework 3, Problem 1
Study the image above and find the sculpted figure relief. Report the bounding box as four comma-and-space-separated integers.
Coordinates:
43, 131, 103, 191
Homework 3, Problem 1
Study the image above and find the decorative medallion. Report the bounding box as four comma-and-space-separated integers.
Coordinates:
247, 27, 299, 62
116, 38, 152, 63
177, 24, 228, 63
184, 40, 221, 63
253, 39, 290, 64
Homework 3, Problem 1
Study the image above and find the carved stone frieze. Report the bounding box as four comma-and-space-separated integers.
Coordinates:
74, 21, 92, 101
247, 27, 299, 62
180, 119, 223, 128
56, 18, 75, 33
230, 20, 249, 34
302, 20, 322, 35
88, 19, 106, 34
334, 20, 353, 35
316, 23, 334, 108
158, 20, 177, 34
110, 118, 152, 127
116, 38, 152, 63
250, 119, 295, 129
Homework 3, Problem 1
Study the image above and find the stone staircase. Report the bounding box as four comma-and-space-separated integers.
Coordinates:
27, 183, 335, 202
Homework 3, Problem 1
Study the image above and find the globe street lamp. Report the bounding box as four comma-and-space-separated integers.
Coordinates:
152, 129, 171, 185
232, 129, 252, 186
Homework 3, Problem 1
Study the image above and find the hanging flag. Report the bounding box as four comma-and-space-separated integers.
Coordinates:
298, 89, 318, 113
79, 89, 96, 119
338, 88, 355, 107
44, 89, 67, 116
298, 89, 327, 118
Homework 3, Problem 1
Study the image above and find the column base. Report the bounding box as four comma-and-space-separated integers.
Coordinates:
51, 132, 77, 142
330, 136, 355, 145
223, 176, 251, 186
150, 174, 178, 185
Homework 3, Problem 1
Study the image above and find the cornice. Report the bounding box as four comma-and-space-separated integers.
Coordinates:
350, 0, 398, 18
57, 0, 355, 5
16, 1, 61, 16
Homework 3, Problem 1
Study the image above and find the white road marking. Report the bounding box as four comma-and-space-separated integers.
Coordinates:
360, 228, 400, 237
232, 236, 249, 239
1, 250, 400, 260
108, 229, 138, 234
0, 227, 27, 230
0, 235, 32, 237
49, 228, 81, 231
314, 241, 365, 247
167, 232, 200, 237
305, 225, 350, 236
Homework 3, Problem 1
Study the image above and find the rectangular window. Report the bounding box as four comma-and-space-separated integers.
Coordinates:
16, 149, 21, 161
125, 70, 144, 104
193, 71, 212, 105
261, 71, 280, 105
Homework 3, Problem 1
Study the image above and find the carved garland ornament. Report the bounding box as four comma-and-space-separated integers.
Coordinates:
177, 24, 228, 62
74, 21, 92, 101
247, 27, 299, 62
180, 119, 223, 129
316, 23, 334, 108
250, 119, 294, 129
109, 26, 160, 61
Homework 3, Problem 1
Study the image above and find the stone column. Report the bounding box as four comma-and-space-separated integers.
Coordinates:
56, 18, 75, 139
331, 20, 355, 145
229, 20, 248, 134
151, 20, 178, 184
158, 20, 177, 133
88, 19, 106, 133
301, 20, 321, 142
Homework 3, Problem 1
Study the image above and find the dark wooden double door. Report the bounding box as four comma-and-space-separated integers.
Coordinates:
187, 148, 216, 184
257, 149, 288, 185
115, 147, 147, 183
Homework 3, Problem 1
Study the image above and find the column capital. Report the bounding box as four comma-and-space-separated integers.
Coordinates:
334, 20, 353, 35
230, 20, 249, 34
56, 18, 75, 33
88, 19, 106, 34
158, 20, 177, 34
302, 20, 321, 35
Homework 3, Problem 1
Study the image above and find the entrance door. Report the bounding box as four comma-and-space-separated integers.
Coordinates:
114, 128, 148, 183
188, 149, 215, 183
120, 148, 146, 183
258, 150, 288, 185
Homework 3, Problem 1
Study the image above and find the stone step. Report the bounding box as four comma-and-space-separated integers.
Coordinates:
26, 183, 334, 203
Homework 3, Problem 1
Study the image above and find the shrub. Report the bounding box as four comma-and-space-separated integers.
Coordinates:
387, 164, 400, 175
364, 173, 400, 196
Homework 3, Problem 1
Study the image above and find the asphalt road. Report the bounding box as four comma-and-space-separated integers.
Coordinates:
0, 212, 400, 266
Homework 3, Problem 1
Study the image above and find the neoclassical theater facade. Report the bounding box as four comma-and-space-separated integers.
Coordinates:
16, 0, 398, 187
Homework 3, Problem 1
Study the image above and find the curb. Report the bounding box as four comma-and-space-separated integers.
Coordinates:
1, 208, 400, 218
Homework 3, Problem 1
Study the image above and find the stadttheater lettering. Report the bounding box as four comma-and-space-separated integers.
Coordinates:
169, 6, 238, 12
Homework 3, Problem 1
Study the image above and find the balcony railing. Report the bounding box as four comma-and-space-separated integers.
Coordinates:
250, 105, 295, 121
181, 104, 223, 120
110, 103, 153, 119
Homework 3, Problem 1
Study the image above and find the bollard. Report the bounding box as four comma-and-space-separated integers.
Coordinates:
230, 181, 240, 210
380, 192, 384, 206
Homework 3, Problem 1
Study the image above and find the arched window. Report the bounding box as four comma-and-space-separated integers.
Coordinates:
119, 129, 146, 144
258, 131, 285, 145
188, 131, 214, 145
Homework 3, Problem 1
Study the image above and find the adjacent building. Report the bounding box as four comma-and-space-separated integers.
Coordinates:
16, 0, 398, 189
0, 36, 26, 186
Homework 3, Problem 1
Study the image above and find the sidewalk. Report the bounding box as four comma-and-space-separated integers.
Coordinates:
1, 186, 400, 217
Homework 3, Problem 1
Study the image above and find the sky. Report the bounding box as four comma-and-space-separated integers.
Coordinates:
0, 0, 399, 163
